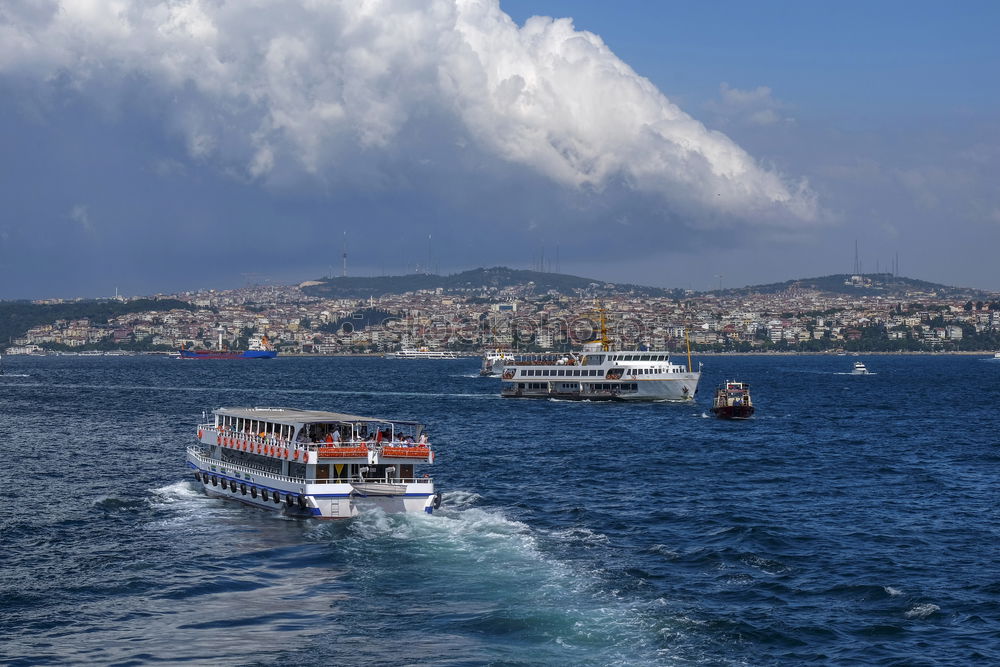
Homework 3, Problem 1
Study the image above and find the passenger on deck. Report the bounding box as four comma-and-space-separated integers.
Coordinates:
332, 429, 342, 444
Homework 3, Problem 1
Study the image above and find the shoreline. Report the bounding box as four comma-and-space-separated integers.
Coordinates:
3, 349, 997, 358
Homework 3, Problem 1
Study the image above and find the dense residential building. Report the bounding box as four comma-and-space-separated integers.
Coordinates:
5, 274, 1000, 355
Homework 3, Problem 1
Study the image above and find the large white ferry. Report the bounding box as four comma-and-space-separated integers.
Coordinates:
500, 310, 700, 401
385, 348, 460, 359
500, 341, 701, 401
187, 407, 440, 518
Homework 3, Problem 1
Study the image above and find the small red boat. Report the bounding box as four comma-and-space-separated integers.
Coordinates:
711, 381, 755, 419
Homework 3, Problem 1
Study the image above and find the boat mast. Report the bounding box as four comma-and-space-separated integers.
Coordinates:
684, 327, 693, 373
599, 305, 610, 352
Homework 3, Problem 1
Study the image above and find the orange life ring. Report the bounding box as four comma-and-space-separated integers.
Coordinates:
198, 430, 203, 440
283, 449, 288, 459
216, 434, 221, 445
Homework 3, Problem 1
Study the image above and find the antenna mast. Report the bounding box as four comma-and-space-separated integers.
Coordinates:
341, 232, 348, 277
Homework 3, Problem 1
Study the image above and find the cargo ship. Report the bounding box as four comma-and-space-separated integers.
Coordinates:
179, 333, 277, 359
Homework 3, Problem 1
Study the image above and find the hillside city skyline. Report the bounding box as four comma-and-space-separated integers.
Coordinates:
6, 267, 999, 357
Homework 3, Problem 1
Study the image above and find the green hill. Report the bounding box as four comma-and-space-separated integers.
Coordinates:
300, 267, 991, 301
717, 273, 990, 299
300, 266, 682, 299
0, 298, 197, 345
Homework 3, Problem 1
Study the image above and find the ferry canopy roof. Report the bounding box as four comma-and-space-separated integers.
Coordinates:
214, 407, 421, 426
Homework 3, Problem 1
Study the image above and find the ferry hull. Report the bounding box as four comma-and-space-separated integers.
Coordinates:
502, 375, 700, 402
187, 451, 438, 519
711, 405, 755, 419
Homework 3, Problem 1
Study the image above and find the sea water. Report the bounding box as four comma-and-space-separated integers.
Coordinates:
1, 354, 997, 665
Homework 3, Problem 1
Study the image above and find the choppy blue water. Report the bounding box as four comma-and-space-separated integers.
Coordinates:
1, 354, 998, 666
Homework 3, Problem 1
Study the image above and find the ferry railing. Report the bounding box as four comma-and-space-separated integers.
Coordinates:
198, 424, 431, 457
201, 424, 431, 458
187, 447, 433, 486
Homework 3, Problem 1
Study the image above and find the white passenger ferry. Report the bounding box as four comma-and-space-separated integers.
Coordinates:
385, 348, 460, 359
479, 349, 516, 376
500, 341, 700, 401
500, 310, 700, 401
187, 407, 440, 518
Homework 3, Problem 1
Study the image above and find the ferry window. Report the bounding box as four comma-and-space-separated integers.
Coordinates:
558, 370, 565, 376
573, 370, 580, 376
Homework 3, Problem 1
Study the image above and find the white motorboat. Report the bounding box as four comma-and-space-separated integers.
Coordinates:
851, 361, 870, 375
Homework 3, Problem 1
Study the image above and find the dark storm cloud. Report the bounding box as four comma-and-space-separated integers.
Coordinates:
0, 0, 821, 297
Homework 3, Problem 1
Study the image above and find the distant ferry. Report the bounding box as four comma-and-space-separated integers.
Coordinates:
385, 348, 459, 359
480, 349, 516, 376
179, 334, 277, 359
187, 407, 440, 518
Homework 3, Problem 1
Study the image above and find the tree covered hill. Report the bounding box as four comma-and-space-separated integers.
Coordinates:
300, 266, 683, 299
300, 267, 991, 301
715, 273, 992, 299
0, 298, 197, 345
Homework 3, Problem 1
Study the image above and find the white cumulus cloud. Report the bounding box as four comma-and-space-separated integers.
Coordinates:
0, 0, 817, 228
707, 82, 794, 127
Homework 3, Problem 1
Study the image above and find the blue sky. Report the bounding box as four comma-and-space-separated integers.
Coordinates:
1, 0, 998, 298
505, 1, 1000, 116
